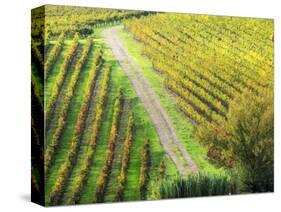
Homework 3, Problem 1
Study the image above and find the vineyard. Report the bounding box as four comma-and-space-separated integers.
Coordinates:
124, 14, 274, 125
31, 5, 274, 206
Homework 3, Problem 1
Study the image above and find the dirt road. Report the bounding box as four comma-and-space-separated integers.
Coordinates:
102, 26, 198, 175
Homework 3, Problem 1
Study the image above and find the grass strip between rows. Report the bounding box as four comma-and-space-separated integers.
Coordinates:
45, 36, 93, 175
66, 65, 112, 204
95, 89, 123, 203
47, 48, 103, 206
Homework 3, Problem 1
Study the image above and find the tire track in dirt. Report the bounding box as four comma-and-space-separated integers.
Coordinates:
103, 26, 198, 175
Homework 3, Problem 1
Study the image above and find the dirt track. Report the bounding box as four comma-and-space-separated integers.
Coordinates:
102, 26, 198, 175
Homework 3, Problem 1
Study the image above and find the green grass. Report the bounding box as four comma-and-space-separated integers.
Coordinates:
45, 42, 93, 198
45, 39, 89, 107
104, 99, 130, 202
77, 27, 178, 204
45, 42, 70, 106
60, 47, 103, 205
118, 27, 219, 173
44, 24, 213, 205
44, 43, 84, 148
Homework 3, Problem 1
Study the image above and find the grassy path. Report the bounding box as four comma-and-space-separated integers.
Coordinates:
44, 26, 179, 204
103, 26, 198, 175
78, 27, 178, 204
117, 26, 219, 173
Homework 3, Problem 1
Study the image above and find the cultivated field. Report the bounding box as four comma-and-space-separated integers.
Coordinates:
31, 5, 274, 206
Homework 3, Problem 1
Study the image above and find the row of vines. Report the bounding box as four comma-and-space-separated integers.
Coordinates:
125, 13, 274, 125
45, 35, 93, 174
48, 50, 104, 206
41, 27, 157, 205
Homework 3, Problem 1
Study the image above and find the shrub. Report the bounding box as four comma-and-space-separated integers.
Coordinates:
195, 88, 274, 192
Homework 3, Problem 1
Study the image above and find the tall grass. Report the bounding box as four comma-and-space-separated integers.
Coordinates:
158, 171, 239, 199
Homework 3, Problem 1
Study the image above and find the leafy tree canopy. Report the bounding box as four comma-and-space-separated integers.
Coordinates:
195, 88, 274, 192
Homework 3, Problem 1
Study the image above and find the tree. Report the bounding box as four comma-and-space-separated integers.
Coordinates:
195, 88, 274, 192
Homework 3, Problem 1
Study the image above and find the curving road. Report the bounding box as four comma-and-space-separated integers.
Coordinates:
102, 26, 198, 175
